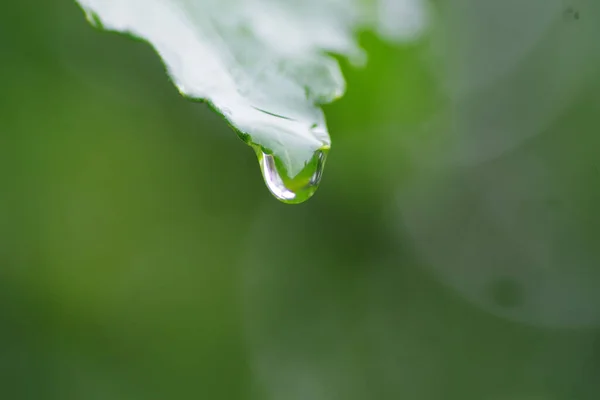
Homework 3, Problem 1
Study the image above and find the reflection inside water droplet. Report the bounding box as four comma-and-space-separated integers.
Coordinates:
256, 148, 327, 204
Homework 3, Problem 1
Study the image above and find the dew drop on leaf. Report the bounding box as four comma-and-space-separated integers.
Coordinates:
256, 147, 328, 204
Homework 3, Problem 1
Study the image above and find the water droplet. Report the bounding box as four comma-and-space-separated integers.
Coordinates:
256, 148, 328, 204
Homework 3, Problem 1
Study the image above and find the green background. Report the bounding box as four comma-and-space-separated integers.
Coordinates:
1, 1, 600, 399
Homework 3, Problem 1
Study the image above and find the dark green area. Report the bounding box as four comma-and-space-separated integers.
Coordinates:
1, 1, 600, 399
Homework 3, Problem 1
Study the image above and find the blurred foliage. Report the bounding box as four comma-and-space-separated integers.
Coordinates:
1, 1, 600, 399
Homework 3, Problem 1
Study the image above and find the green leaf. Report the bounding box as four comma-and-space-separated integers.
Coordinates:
74, 0, 428, 202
